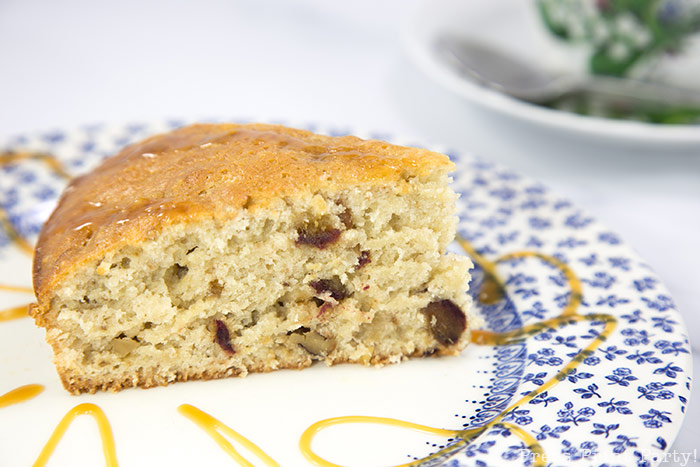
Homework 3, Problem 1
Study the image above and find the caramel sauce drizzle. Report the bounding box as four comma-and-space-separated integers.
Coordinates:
299, 417, 541, 467
0, 151, 72, 179
33, 403, 118, 467
0, 284, 33, 323
0, 303, 30, 322
178, 404, 281, 467
0, 283, 33, 293
0, 384, 44, 409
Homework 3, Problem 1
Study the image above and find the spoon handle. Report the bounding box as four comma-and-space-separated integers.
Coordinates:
579, 76, 700, 108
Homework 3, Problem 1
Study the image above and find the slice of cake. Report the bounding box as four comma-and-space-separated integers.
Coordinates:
31, 123, 475, 394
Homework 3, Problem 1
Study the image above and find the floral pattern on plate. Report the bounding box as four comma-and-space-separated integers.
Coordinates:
0, 120, 692, 467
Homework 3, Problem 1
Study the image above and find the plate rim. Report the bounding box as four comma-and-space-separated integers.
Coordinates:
0, 119, 694, 466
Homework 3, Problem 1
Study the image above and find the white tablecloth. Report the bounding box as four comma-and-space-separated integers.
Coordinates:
1, 0, 698, 463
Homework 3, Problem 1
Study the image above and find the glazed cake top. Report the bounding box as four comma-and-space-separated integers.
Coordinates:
32, 123, 454, 308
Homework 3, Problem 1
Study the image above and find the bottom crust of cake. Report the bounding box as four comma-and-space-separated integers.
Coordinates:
54, 347, 456, 395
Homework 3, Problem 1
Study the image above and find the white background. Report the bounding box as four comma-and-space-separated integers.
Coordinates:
1, 0, 698, 464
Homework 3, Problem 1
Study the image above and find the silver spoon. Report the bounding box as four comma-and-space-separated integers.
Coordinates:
435, 35, 700, 108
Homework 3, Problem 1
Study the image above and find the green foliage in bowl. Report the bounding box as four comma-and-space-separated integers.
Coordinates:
538, 0, 700, 77
537, 0, 700, 123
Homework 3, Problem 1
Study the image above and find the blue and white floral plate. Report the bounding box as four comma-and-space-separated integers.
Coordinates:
0, 121, 692, 467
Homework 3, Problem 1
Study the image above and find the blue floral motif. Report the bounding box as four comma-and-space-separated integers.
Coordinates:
583, 355, 601, 366
534, 424, 570, 440
574, 383, 601, 399
527, 348, 563, 367
557, 237, 587, 248
579, 327, 601, 340
557, 401, 595, 425
552, 252, 568, 265
653, 362, 683, 378
598, 346, 628, 361
523, 372, 548, 386
529, 391, 558, 407
1, 163, 19, 174
620, 329, 652, 346
464, 440, 496, 457
605, 367, 638, 386
512, 288, 539, 299
501, 408, 533, 426
500, 256, 528, 267
522, 302, 546, 320
591, 422, 619, 438
525, 236, 543, 248
598, 232, 622, 245
565, 213, 593, 229
563, 368, 593, 383
652, 436, 667, 450
78, 141, 93, 154
533, 329, 554, 341
596, 295, 631, 307
637, 382, 676, 401
42, 131, 66, 143
501, 442, 532, 465
633, 451, 651, 467
608, 257, 631, 271
584, 272, 616, 289
528, 216, 551, 229
650, 316, 677, 333
555, 291, 590, 308
483, 425, 510, 439
520, 199, 547, 210
548, 273, 567, 287
553, 335, 578, 348
626, 350, 662, 365
561, 440, 598, 461
496, 231, 519, 245
642, 295, 675, 312
579, 253, 598, 266
480, 216, 507, 228
620, 309, 645, 324
639, 409, 672, 428
32, 186, 56, 201
654, 340, 690, 356
598, 398, 633, 415
505, 273, 535, 287
633, 277, 657, 292
524, 184, 545, 194
553, 199, 572, 210
609, 434, 638, 453
489, 187, 516, 201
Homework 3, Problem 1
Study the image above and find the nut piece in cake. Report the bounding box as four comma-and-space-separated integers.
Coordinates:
30, 123, 475, 394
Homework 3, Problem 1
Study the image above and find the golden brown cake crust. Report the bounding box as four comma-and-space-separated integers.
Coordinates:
32, 123, 453, 319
